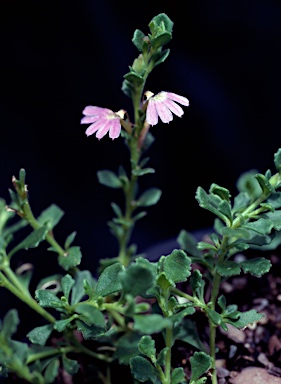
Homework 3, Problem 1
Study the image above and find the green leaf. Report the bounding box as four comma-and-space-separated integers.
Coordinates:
162, 249, 191, 284
226, 309, 264, 329
61, 274, 75, 302
113, 331, 141, 364
274, 148, 281, 171
134, 314, 171, 334
216, 261, 241, 277
132, 29, 145, 51
149, 13, 174, 35
71, 270, 95, 305
1, 309, 19, 339
240, 257, 271, 277
97, 170, 122, 188
94, 262, 124, 298
170, 307, 196, 328
75, 319, 105, 340
9, 226, 48, 257
64, 231, 77, 249
171, 367, 185, 384
153, 49, 170, 67
132, 167, 155, 176
174, 319, 207, 352
35, 289, 61, 308
177, 230, 203, 258
255, 173, 274, 195
151, 32, 172, 48
210, 183, 231, 201
62, 355, 79, 375
157, 347, 168, 366
190, 351, 211, 382
262, 210, 281, 230
195, 187, 231, 224
53, 318, 73, 332
138, 335, 156, 361
37, 204, 64, 230
137, 188, 162, 207
75, 304, 105, 328
130, 356, 159, 383
123, 71, 144, 87
120, 264, 155, 297
27, 324, 53, 346
206, 309, 222, 326
242, 218, 273, 235
44, 358, 59, 384
236, 170, 261, 199
58, 246, 82, 271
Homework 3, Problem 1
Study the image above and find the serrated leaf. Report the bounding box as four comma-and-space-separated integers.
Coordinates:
75, 304, 105, 328
35, 289, 61, 308
174, 319, 207, 352
113, 332, 141, 364
195, 187, 231, 223
216, 261, 241, 277
94, 262, 124, 298
177, 230, 203, 258
255, 174, 274, 195
97, 170, 122, 188
134, 314, 171, 334
151, 32, 172, 48
132, 29, 145, 51
242, 218, 273, 235
210, 183, 231, 201
53, 318, 73, 332
240, 257, 271, 277
149, 13, 174, 35
27, 324, 53, 346
75, 319, 105, 339
137, 188, 162, 207
58, 246, 82, 271
236, 170, 261, 198
190, 351, 211, 382
130, 356, 159, 383
162, 249, 191, 284
123, 71, 144, 87
262, 210, 281, 230
138, 335, 156, 361
37, 204, 64, 230
226, 309, 264, 328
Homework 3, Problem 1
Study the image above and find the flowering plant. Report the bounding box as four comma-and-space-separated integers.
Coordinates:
0, 13, 281, 384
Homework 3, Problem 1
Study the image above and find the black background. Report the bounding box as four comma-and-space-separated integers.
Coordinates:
1, 0, 281, 278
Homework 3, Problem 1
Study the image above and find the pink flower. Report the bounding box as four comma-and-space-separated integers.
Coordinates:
145, 91, 189, 126
81, 106, 125, 140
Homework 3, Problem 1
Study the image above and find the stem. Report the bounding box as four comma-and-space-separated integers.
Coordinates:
163, 326, 173, 384
27, 346, 75, 364
0, 271, 55, 323
2, 263, 32, 298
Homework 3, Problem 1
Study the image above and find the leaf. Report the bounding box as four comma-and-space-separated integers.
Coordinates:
138, 335, 156, 361
153, 49, 170, 67
130, 356, 159, 383
132, 29, 145, 51
64, 231, 77, 249
61, 274, 75, 302
171, 367, 185, 384
44, 358, 59, 384
97, 170, 122, 188
195, 187, 231, 224
1, 309, 19, 339
206, 309, 222, 326
120, 264, 155, 297
53, 318, 73, 332
190, 351, 211, 382
262, 210, 281, 230
240, 257, 272, 277
9, 226, 48, 257
71, 270, 95, 305
216, 261, 241, 277
27, 324, 53, 346
255, 174, 274, 195
37, 204, 64, 230
226, 309, 264, 329
149, 13, 174, 35
58, 246, 82, 271
162, 249, 191, 284
137, 188, 162, 207
75, 304, 105, 328
174, 319, 207, 352
113, 332, 141, 364
94, 262, 124, 298
134, 314, 171, 334
242, 218, 273, 235
132, 167, 155, 176
210, 183, 231, 201
62, 355, 79, 375
35, 289, 61, 308
274, 148, 281, 171
75, 319, 105, 340
177, 230, 203, 258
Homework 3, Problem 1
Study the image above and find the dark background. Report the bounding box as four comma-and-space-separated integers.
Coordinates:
1, 0, 281, 277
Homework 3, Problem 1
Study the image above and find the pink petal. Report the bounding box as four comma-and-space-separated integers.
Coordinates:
155, 102, 173, 123
109, 119, 121, 139
81, 115, 100, 124
82, 106, 102, 115
164, 99, 184, 117
85, 122, 102, 136
95, 120, 112, 139
146, 101, 158, 126
166, 92, 189, 106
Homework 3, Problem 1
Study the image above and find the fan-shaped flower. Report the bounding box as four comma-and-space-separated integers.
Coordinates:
145, 91, 189, 126
81, 106, 125, 140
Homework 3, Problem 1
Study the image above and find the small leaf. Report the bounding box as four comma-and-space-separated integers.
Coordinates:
58, 246, 82, 271
97, 170, 122, 188
44, 358, 59, 384
1, 309, 19, 339
53, 318, 73, 332
190, 351, 211, 382
27, 324, 53, 346
177, 230, 203, 258
9, 226, 48, 257
240, 257, 272, 277
274, 148, 281, 171
120, 264, 155, 297
216, 261, 241, 277
171, 367, 185, 384
113, 332, 141, 364
94, 262, 124, 298
226, 309, 264, 329
75, 319, 105, 340
71, 270, 95, 305
61, 274, 75, 302
138, 335, 156, 361
132, 29, 146, 51
62, 355, 79, 375
132, 167, 155, 176
35, 289, 61, 308
162, 249, 191, 284
37, 204, 64, 230
206, 309, 222, 326
137, 188, 162, 207
130, 356, 159, 383
153, 49, 170, 67
64, 231, 77, 249
210, 183, 231, 201
134, 314, 171, 334
75, 304, 105, 328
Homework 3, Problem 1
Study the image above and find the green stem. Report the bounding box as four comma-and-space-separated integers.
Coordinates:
27, 346, 75, 364
2, 263, 32, 298
163, 325, 173, 384
0, 271, 55, 323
